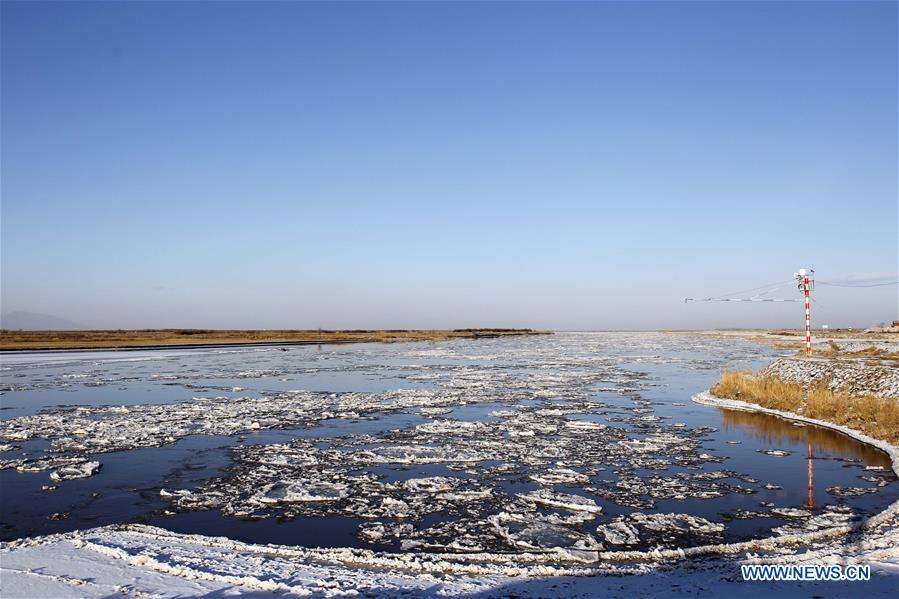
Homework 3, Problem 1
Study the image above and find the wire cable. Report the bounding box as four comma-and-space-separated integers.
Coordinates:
817, 281, 898, 288
708, 279, 796, 300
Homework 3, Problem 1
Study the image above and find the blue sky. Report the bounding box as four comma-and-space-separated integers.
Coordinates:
1, 1, 896, 330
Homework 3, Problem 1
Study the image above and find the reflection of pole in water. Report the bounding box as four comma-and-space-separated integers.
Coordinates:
806, 442, 814, 509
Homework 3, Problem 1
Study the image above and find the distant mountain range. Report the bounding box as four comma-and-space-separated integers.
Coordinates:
0, 311, 86, 330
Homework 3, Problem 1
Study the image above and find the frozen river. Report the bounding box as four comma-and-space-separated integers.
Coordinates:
1, 333, 896, 553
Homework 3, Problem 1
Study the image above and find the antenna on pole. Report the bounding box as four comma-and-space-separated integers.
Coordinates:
795, 268, 814, 355
684, 269, 815, 354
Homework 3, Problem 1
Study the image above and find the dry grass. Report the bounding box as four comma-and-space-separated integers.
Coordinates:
710, 370, 804, 412
796, 342, 899, 366
711, 370, 899, 445
0, 329, 550, 351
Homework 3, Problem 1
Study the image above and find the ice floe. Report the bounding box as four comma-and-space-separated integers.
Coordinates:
519, 490, 603, 513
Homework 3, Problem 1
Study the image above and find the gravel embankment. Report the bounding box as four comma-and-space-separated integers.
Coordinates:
761, 357, 899, 399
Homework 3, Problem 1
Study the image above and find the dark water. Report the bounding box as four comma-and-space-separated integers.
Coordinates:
1, 334, 895, 550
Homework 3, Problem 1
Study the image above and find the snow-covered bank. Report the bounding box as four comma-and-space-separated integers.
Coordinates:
760, 358, 899, 399
3, 518, 898, 598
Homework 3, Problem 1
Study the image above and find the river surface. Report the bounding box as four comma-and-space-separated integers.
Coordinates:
1, 333, 895, 553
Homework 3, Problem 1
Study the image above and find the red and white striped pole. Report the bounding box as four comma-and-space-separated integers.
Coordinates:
803, 273, 811, 354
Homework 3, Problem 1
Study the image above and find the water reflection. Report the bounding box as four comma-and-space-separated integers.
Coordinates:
719, 409, 892, 468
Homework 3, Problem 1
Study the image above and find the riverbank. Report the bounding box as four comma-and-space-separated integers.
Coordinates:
706, 331, 899, 444
3, 505, 899, 598
667, 329, 899, 351
0, 328, 549, 351
690, 347, 899, 590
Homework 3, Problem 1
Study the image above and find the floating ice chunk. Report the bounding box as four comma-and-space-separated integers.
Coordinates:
436, 489, 492, 501
357, 521, 414, 543
564, 420, 607, 432
379, 497, 413, 518
358, 522, 387, 541
519, 489, 603, 513
773, 510, 858, 536
363, 445, 485, 464
825, 486, 877, 497
529, 468, 589, 485
403, 477, 460, 493
507, 429, 535, 438
415, 420, 487, 435
159, 488, 192, 498
254, 480, 348, 504
621, 433, 683, 453
535, 408, 573, 416
728, 509, 765, 520
596, 520, 640, 545
803, 511, 856, 530
488, 410, 516, 418
49, 460, 100, 481
419, 407, 451, 416
859, 475, 889, 486
771, 507, 811, 518
628, 512, 724, 534
758, 449, 791, 457
490, 513, 602, 552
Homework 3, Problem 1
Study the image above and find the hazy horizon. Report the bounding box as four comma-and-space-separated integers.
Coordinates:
0, 308, 896, 333
2, 2, 896, 331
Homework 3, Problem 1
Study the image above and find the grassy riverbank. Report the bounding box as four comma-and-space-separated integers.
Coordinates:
711, 370, 899, 444
0, 328, 549, 351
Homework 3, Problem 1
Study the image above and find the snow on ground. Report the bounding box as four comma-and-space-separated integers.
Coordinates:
761, 356, 899, 398
2, 518, 898, 598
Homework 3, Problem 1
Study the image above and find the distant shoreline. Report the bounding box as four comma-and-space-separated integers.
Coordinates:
0, 329, 550, 352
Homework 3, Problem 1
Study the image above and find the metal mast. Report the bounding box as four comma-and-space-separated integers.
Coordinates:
795, 269, 814, 355
684, 268, 815, 354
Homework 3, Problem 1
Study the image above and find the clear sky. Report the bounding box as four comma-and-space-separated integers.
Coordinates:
1, 1, 896, 330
